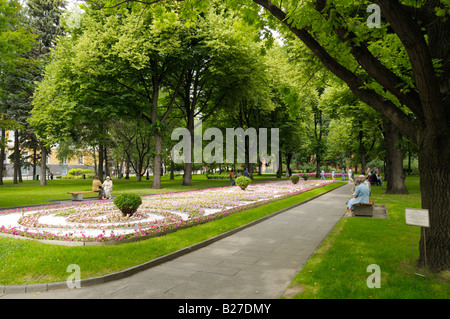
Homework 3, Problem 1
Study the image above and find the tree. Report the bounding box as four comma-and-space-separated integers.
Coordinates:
43, 0, 450, 271
248, 0, 449, 271
173, 6, 266, 186
111, 118, 154, 181
0, 0, 37, 185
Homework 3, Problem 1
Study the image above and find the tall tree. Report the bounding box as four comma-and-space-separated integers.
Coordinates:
25, 0, 66, 186
247, 0, 448, 271
0, 0, 36, 185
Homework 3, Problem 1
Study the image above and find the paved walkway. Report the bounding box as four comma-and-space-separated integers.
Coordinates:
1, 183, 352, 299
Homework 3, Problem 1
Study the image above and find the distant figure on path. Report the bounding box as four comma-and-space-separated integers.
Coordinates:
320, 170, 326, 180
348, 168, 353, 182
341, 168, 346, 181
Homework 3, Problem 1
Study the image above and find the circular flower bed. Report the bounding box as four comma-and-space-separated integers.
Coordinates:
0, 179, 337, 244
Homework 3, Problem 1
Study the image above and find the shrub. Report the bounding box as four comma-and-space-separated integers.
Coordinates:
113, 194, 142, 217
234, 176, 252, 190
301, 174, 309, 181
68, 168, 83, 176
290, 175, 300, 184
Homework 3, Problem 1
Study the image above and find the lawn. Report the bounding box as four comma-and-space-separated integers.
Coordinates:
283, 180, 450, 299
0, 174, 280, 208
0, 177, 344, 285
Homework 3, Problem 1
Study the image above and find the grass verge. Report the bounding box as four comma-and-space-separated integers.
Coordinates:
0, 181, 344, 286
282, 180, 450, 299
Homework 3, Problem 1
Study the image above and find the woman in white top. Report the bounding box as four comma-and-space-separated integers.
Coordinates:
102, 176, 113, 199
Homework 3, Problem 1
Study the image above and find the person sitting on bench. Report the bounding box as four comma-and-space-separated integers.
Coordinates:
92, 176, 104, 200
346, 179, 370, 217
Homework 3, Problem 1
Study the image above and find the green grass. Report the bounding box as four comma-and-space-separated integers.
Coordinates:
283, 180, 450, 299
0, 174, 282, 209
0, 179, 344, 285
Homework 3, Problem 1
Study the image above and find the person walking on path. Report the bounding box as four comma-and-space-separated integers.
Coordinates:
342, 168, 346, 181
332, 170, 335, 181
320, 170, 326, 180
348, 168, 353, 182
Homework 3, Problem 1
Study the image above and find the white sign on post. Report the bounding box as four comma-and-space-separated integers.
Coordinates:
405, 208, 430, 227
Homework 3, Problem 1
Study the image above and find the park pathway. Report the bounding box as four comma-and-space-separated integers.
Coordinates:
1, 183, 352, 299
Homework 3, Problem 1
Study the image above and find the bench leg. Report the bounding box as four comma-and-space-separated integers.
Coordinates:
71, 194, 83, 201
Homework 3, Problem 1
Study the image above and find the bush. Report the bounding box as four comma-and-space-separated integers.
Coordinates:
113, 193, 142, 217
234, 176, 252, 190
68, 168, 83, 176
301, 174, 309, 181
290, 175, 300, 184
68, 168, 94, 176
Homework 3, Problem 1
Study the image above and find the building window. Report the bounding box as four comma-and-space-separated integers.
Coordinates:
21, 167, 29, 176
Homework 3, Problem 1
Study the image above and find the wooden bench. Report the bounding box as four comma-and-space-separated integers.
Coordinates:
67, 191, 96, 201
354, 198, 374, 217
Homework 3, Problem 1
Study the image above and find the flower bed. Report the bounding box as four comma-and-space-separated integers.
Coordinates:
0, 179, 337, 244
298, 172, 343, 177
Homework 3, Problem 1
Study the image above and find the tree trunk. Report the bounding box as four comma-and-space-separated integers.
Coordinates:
32, 147, 37, 179
417, 128, 450, 272
39, 143, 47, 186
384, 121, 408, 194
13, 130, 20, 184
152, 131, 163, 189
104, 147, 110, 178
286, 152, 293, 177
276, 154, 282, 178
182, 121, 194, 186
125, 160, 130, 179
136, 162, 142, 182
183, 162, 193, 186
170, 159, 174, 180
359, 123, 366, 175
118, 154, 124, 179
315, 160, 320, 178
0, 128, 5, 185
98, 143, 104, 182
93, 146, 97, 175
258, 159, 262, 176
